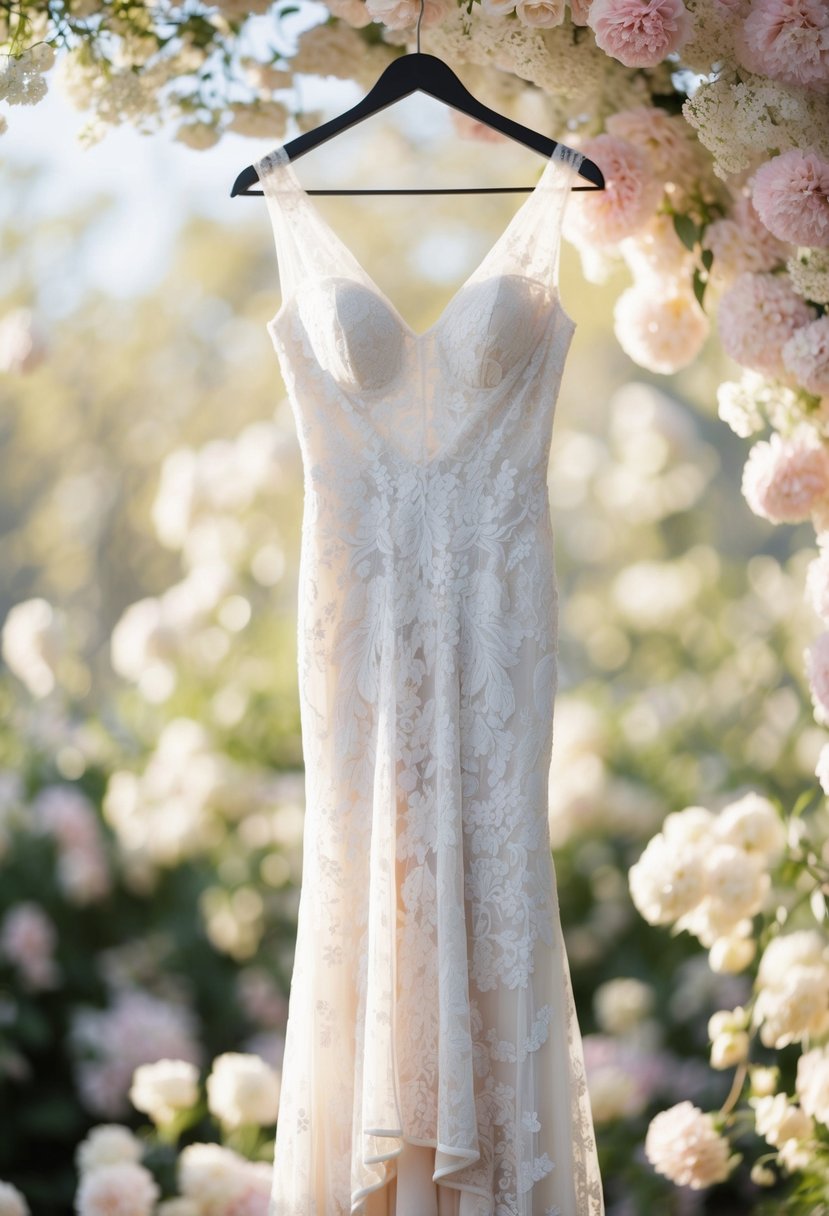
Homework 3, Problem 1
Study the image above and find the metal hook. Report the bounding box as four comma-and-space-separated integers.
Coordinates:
416, 0, 424, 53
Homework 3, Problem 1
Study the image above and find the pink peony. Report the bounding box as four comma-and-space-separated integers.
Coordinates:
703, 194, 787, 282
752, 150, 829, 249
806, 631, 829, 719
718, 272, 817, 378
783, 316, 829, 397
605, 105, 698, 187
741, 429, 829, 524
736, 0, 829, 92
570, 0, 592, 20
588, 0, 692, 68
562, 133, 663, 247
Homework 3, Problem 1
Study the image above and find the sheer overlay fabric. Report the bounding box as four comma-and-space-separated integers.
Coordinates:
254, 140, 605, 1216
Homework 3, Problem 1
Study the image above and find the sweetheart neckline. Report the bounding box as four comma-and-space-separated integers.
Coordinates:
257, 143, 576, 342
266, 271, 578, 351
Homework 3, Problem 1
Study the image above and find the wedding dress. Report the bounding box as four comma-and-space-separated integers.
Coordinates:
254, 140, 604, 1216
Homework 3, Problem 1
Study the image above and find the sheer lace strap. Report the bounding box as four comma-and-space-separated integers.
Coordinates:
254, 145, 309, 306
469, 139, 585, 295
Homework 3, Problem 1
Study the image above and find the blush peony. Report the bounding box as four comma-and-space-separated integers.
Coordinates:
736, 0, 829, 92
718, 272, 817, 379
645, 1101, 736, 1189
741, 429, 829, 524
562, 134, 662, 247
569, 0, 593, 21
783, 316, 829, 397
752, 150, 829, 249
588, 0, 692, 68
613, 283, 709, 374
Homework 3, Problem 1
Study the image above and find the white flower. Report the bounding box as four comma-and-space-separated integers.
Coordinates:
710, 1031, 749, 1069
515, 0, 564, 25
708, 934, 756, 974
178, 1143, 248, 1201
75, 1125, 143, 1175
129, 1059, 200, 1127
593, 977, 654, 1034
703, 843, 769, 921
0, 1181, 30, 1216
205, 1053, 280, 1129
714, 792, 786, 860
1, 598, 67, 697
797, 1046, 829, 1127
754, 965, 829, 1048
758, 930, 829, 987
750, 1066, 780, 1098
662, 805, 715, 847
628, 833, 706, 925
644, 1101, 737, 1189
75, 1162, 159, 1216
752, 1093, 814, 1148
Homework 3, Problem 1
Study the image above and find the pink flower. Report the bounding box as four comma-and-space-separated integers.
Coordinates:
736, 0, 829, 92
75, 1161, 159, 1216
703, 194, 787, 282
614, 284, 709, 374
718, 272, 817, 378
0, 901, 60, 990
752, 150, 829, 250
807, 631, 829, 719
570, 0, 593, 21
741, 430, 829, 524
605, 105, 698, 187
783, 316, 829, 397
588, 0, 692, 68
562, 133, 663, 247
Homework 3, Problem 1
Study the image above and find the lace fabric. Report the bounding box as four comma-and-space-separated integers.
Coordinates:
254, 139, 605, 1216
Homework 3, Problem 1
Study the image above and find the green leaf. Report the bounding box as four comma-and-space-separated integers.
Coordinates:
701, 248, 714, 272
693, 268, 707, 308
673, 213, 699, 251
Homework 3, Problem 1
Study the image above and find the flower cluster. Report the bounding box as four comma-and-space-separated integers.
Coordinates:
629, 791, 784, 970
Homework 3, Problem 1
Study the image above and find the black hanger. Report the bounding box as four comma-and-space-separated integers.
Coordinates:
230, 2, 604, 197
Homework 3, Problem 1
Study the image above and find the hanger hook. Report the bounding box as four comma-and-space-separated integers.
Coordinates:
416, 0, 424, 53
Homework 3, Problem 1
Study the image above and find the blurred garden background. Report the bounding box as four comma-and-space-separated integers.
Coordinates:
3, 5, 829, 1214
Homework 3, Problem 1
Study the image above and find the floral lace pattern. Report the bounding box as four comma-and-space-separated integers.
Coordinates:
254, 141, 604, 1216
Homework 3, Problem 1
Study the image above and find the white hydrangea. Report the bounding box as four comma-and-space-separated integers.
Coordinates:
788, 247, 829, 306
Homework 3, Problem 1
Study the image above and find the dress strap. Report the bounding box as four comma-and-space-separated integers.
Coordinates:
467, 140, 585, 295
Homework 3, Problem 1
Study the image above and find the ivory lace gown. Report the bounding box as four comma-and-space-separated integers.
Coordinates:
254, 142, 604, 1216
